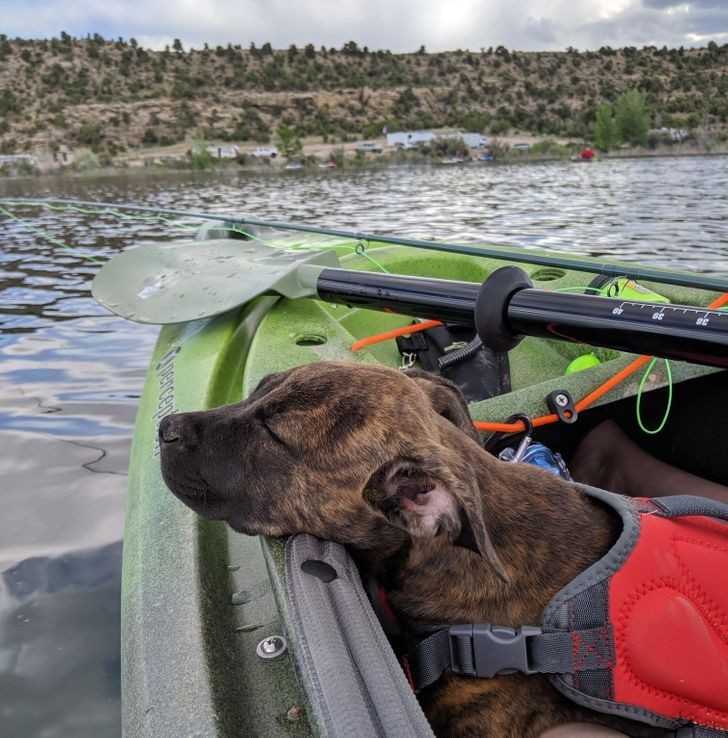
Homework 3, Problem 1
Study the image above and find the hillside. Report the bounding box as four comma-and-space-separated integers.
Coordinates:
1, 34, 727, 162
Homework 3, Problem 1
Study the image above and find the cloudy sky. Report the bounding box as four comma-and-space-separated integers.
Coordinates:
4, 0, 727, 51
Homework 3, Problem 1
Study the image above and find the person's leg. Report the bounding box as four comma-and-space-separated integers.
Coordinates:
570, 420, 728, 503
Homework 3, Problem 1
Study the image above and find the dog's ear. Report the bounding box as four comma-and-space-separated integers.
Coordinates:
365, 455, 508, 581
403, 369, 480, 443
247, 370, 288, 402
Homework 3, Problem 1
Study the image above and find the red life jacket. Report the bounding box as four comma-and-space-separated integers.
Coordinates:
409, 487, 728, 737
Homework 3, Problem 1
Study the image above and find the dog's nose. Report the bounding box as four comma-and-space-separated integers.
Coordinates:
159, 414, 196, 446
159, 415, 180, 443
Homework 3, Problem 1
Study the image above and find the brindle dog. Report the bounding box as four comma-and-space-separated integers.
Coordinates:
159, 361, 666, 738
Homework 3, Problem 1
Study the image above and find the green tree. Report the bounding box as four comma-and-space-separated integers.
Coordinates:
275, 123, 303, 158
0, 89, 18, 116
0, 34, 12, 60
594, 103, 618, 151
341, 41, 361, 56
490, 118, 510, 135
142, 127, 159, 145
74, 149, 100, 172
614, 89, 649, 146
76, 122, 104, 149
188, 140, 215, 169
460, 110, 490, 131
392, 87, 418, 117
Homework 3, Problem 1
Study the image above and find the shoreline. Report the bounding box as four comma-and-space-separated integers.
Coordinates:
2, 145, 727, 182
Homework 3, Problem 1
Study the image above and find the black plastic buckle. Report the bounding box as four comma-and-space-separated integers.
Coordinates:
448, 624, 542, 678
396, 330, 428, 353
546, 389, 578, 424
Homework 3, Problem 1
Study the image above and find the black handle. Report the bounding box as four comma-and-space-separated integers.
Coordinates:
316, 266, 728, 368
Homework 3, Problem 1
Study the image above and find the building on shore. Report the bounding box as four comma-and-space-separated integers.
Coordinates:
0, 154, 38, 174
459, 132, 489, 148
386, 130, 436, 148
0, 154, 37, 166
386, 130, 488, 149
251, 146, 279, 159
207, 144, 240, 159
652, 127, 689, 143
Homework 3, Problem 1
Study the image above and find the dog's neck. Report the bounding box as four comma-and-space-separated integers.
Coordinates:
386, 443, 620, 628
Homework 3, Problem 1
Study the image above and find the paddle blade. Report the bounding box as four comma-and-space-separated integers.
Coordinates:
92, 238, 338, 324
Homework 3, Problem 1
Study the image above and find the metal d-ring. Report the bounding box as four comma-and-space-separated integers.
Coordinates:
504, 413, 534, 463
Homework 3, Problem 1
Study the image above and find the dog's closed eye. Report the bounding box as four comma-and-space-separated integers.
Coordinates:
255, 411, 296, 453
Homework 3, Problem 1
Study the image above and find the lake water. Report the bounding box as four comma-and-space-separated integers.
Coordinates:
1, 156, 727, 736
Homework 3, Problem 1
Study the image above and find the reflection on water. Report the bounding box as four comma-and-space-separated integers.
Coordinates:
0, 156, 727, 736
0, 543, 122, 738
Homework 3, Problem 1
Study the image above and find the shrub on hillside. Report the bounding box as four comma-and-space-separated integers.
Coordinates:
73, 149, 101, 171
76, 122, 104, 149
490, 118, 510, 135
0, 90, 18, 116
142, 128, 159, 145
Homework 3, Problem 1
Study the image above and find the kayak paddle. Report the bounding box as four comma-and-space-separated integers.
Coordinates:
92, 238, 728, 369
92, 238, 339, 324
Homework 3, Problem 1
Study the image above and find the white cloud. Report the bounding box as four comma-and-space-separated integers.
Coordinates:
3, 0, 728, 51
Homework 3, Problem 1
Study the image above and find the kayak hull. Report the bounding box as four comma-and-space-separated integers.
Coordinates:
122, 240, 720, 736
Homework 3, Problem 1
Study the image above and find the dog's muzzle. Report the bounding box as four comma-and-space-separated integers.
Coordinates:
159, 413, 211, 502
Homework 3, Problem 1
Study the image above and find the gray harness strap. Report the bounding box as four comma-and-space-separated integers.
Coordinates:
410, 623, 613, 689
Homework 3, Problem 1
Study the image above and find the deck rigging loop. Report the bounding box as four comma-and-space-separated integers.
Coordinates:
635, 358, 673, 435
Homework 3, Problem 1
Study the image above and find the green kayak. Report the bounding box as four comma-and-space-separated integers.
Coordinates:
118, 228, 725, 737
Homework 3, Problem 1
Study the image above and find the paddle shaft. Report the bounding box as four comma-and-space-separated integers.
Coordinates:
316, 267, 728, 368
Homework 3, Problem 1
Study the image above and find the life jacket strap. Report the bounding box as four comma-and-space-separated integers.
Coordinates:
651, 494, 728, 521
410, 623, 613, 690
676, 728, 728, 738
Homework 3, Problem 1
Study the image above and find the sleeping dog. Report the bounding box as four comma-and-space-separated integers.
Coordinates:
159, 361, 668, 738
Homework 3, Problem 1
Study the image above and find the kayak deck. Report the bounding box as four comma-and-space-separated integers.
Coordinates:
122, 241, 721, 736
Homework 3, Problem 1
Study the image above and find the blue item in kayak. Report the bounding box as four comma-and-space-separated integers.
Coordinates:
499, 442, 572, 480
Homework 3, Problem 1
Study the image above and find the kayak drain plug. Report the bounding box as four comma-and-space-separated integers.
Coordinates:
256, 635, 288, 660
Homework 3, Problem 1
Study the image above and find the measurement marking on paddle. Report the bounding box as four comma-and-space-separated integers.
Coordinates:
610, 301, 727, 329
